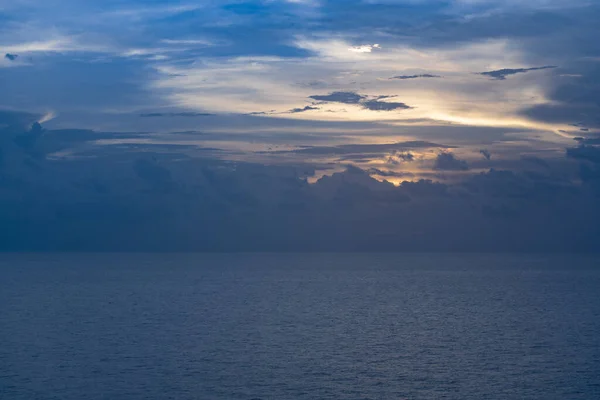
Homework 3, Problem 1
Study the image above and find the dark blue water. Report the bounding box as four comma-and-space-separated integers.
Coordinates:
1, 253, 600, 399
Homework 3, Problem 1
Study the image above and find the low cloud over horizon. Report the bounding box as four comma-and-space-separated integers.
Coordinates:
0, 109, 599, 252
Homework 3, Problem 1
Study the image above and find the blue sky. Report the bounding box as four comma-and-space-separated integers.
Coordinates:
1, 0, 600, 250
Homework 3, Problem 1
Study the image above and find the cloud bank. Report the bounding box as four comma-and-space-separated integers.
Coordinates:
0, 113, 598, 252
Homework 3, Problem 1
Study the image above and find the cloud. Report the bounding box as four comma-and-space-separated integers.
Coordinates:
361, 99, 411, 111
309, 92, 366, 104
139, 112, 216, 117
434, 152, 470, 171
159, 39, 215, 46
308, 92, 412, 112
0, 38, 93, 54
2, 1, 600, 250
348, 44, 381, 53
245, 105, 320, 115
106, 4, 202, 19
389, 74, 441, 80
480, 149, 492, 160
462, 168, 570, 201
275, 141, 452, 155
520, 63, 600, 129
145, 29, 568, 131
0, 113, 599, 252
478, 66, 557, 80
575, 136, 600, 146
4, 53, 18, 61
521, 156, 549, 169
133, 158, 175, 192
399, 179, 449, 197
0, 0, 594, 136
311, 166, 411, 205
0, 110, 42, 129
367, 168, 410, 178
388, 151, 415, 164
566, 145, 600, 164
285, 105, 320, 113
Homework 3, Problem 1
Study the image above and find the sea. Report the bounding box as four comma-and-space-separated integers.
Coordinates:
1, 253, 599, 399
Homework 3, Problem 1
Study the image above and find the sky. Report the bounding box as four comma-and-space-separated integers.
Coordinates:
1, 0, 600, 251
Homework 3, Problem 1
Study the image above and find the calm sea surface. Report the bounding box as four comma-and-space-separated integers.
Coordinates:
1, 253, 600, 399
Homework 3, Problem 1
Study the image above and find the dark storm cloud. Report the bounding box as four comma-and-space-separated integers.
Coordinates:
478, 66, 557, 80
434, 152, 469, 171
4, 53, 18, 61
389, 74, 441, 80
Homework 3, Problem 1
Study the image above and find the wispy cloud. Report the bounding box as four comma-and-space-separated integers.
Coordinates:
478, 66, 557, 80
104, 4, 203, 19
348, 44, 381, 53
1, 38, 77, 54
389, 74, 441, 80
